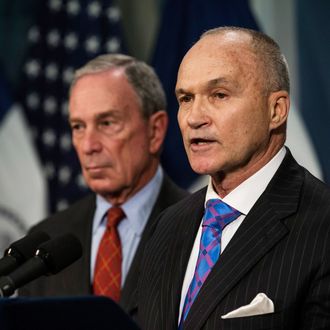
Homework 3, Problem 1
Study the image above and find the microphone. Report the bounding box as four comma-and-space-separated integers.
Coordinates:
0, 231, 50, 276
0, 233, 82, 297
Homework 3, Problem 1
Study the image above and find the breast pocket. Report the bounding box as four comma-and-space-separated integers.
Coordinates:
220, 311, 286, 330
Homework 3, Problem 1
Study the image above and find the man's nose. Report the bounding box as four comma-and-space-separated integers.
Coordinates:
81, 129, 102, 154
187, 97, 210, 129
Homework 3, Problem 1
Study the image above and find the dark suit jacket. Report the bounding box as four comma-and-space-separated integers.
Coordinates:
137, 150, 330, 330
18, 174, 188, 317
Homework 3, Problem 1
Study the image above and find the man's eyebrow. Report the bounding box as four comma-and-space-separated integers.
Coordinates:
95, 110, 114, 120
207, 77, 230, 87
68, 115, 79, 123
175, 88, 189, 96
69, 110, 115, 123
175, 77, 231, 96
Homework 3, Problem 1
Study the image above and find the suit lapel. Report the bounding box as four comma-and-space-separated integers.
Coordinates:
119, 185, 164, 313
75, 196, 96, 294
161, 189, 206, 329
184, 151, 303, 329
120, 174, 187, 315
68, 195, 95, 294
47, 194, 96, 295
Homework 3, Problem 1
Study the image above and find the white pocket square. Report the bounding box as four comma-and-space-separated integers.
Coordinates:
221, 293, 274, 319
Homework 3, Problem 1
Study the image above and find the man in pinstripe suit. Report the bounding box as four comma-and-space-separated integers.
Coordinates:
137, 27, 330, 329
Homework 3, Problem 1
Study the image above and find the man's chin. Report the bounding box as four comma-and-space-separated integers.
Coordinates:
87, 180, 113, 194
190, 163, 214, 176
88, 181, 123, 197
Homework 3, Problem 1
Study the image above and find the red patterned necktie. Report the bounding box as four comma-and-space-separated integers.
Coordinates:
93, 207, 125, 302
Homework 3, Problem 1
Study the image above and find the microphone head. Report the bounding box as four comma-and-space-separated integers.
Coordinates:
5, 231, 50, 262
35, 233, 82, 274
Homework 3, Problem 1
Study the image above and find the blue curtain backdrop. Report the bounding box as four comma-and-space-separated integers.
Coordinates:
152, 0, 259, 188
297, 0, 330, 185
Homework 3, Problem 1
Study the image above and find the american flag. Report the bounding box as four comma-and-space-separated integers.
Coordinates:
18, 0, 126, 213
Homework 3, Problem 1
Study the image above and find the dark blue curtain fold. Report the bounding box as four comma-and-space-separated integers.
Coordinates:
297, 0, 330, 184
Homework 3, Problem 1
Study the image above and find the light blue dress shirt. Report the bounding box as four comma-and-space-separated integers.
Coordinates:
90, 166, 164, 286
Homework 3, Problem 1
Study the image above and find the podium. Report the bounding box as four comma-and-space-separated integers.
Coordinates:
0, 296, 140, 330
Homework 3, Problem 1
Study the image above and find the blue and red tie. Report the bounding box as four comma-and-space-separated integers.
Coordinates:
180, 199, 241, 325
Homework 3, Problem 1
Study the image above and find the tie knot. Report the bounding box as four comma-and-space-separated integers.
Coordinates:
203, 199, 241, 231
107, 207, 125, 228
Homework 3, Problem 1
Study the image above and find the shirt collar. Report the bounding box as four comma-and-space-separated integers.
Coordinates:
93, 166, 164, 236
205, 147, 286, 214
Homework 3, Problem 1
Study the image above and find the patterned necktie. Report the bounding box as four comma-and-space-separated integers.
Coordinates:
93, 206, 125, 302
180, 199, 241, 323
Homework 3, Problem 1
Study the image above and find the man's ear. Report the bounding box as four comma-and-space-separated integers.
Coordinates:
268, 90, 290, 131
148, 110, 168, 154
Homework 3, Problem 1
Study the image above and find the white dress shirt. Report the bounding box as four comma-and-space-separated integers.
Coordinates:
91, 166, 164, 286
178, 147, 286, 321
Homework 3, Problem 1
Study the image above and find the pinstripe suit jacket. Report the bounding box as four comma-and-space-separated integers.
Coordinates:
18, 174, 187, 318
137, 150, 330, 330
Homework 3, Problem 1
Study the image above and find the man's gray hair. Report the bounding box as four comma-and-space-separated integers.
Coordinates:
202, 26, 290, 95
70, 54, 166, 118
